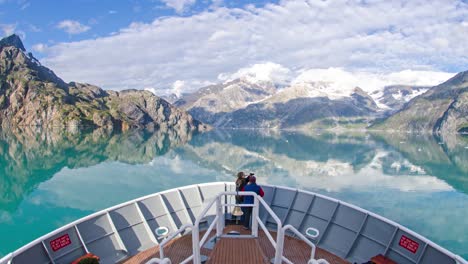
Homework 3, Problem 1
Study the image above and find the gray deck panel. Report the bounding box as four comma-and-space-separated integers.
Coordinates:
198, 183, 225, 202
269, 206, 288, 224
11, 243, 50, 264
284, 210, 303, 227
109, 204, 141, 230
179, 187, 203, 223
198, 184, 225, 218
387, 249, 416, 264
361, 215, 396, 246
138, 195, 166, 219
292, 191, 315, 212
77, 214, 113, 244
419, 246, 456, 264
86, 235, 127, 264
300, 214, 328, 241
333, 204, 366, 231
179, 187, 203, 208
390, 230, 425, 263
118, 223, 154, 255
54, 247, 86, 264
161, 191, 185, 213
146, 215, 177, 243
310, 197, 338, 221
320, 224, 355, 258
170, 210, 191, 228
347, 236, 386, 263
272, 188, 296, 208
42, 228, 82, 261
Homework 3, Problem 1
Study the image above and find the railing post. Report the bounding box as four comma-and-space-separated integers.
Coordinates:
274, 227, 284, 264
216, 195, 223, 238
252, 195, 259, 238
192, 225, 200, 264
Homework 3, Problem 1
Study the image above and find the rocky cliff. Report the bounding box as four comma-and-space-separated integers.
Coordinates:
0, 34, 208, 133
373, 70, 468, 134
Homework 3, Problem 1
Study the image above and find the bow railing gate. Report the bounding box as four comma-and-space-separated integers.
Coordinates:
149, 191, 328, 264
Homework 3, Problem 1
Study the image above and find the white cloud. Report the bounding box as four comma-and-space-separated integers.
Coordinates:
291, 68, 455, 95
171, 80, 185, 97
56, 20, 90, 34
32, 43, 47, 53
0, 23, 16, 36
41, 0, 467, 93
218, 62, 292, 85
161, 0, 196, 13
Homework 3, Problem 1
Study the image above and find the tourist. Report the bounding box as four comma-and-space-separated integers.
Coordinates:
242, 176, 264, 230
235, 171, 246, 204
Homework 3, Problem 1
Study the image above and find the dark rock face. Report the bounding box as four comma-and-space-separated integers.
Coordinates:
374, 71, 468, 134
0, 34, 25, 51
0, 35, 209, 133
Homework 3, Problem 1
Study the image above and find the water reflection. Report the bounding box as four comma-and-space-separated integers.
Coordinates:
0, 128, 467, 258
0, 126, 195, 212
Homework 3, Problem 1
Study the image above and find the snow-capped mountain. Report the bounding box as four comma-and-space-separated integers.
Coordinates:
175, 65, 455, 129
174, 78, 279, 124
372, 85, 431, 112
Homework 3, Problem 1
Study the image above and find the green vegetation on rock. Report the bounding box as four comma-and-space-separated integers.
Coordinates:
0, 34, 208, 133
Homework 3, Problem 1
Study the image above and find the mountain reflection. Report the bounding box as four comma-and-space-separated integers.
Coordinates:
180, 130, 467, 193
0, 128, 467, 258
1, 127, 467, 212
0, 127, 195, 212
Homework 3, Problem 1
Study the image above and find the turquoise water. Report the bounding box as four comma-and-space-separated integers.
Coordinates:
0, 128, 467, 259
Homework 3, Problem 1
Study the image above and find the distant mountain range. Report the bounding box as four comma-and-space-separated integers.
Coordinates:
0, 34, 207, 133
174, 69, 467, 133
373, 71, 468, 134
1, 34, 466, 133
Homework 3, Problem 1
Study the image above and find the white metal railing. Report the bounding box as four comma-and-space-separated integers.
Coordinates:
159, 223, 192, 259
171, 191, 327, 264
281, 225, 329, 264
254, 193, 284, 264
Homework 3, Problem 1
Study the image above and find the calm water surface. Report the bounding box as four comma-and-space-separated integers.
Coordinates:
0, 128, 467, 259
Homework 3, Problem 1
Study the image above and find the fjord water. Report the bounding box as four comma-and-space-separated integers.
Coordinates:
0, 128, 467, 259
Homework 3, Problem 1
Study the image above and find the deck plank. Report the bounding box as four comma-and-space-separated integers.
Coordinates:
120, 225, 349, 264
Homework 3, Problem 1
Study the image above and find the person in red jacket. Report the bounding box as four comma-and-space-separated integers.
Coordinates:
241, 176, 264, 229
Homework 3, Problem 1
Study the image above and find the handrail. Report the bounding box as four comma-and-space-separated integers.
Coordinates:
191, 191, 259, 263
255, 193, 284, 264
0, 254, 12, 264
199, 215, 219, 247
283, 225, 318, 259
257, 216, 276, 247
159, 223, 192, 259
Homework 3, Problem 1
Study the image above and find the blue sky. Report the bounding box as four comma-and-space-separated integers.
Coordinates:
0, 0, 467, 95
0, 0, 277, 53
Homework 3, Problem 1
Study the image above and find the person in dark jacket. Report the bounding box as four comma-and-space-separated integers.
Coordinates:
241, 176, 264, 229
235, 171, 246, 204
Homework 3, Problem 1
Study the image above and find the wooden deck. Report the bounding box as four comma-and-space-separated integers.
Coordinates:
121, 225, 350, 264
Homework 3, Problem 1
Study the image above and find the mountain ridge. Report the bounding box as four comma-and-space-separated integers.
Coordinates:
373, 70, 468, 134
0, 35, 209, 133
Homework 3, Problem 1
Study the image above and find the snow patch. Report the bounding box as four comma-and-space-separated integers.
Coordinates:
218, 62, 292, 86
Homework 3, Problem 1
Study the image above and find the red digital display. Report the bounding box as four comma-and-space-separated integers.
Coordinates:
50, 234, 71, 252
399, 235, 419, 253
